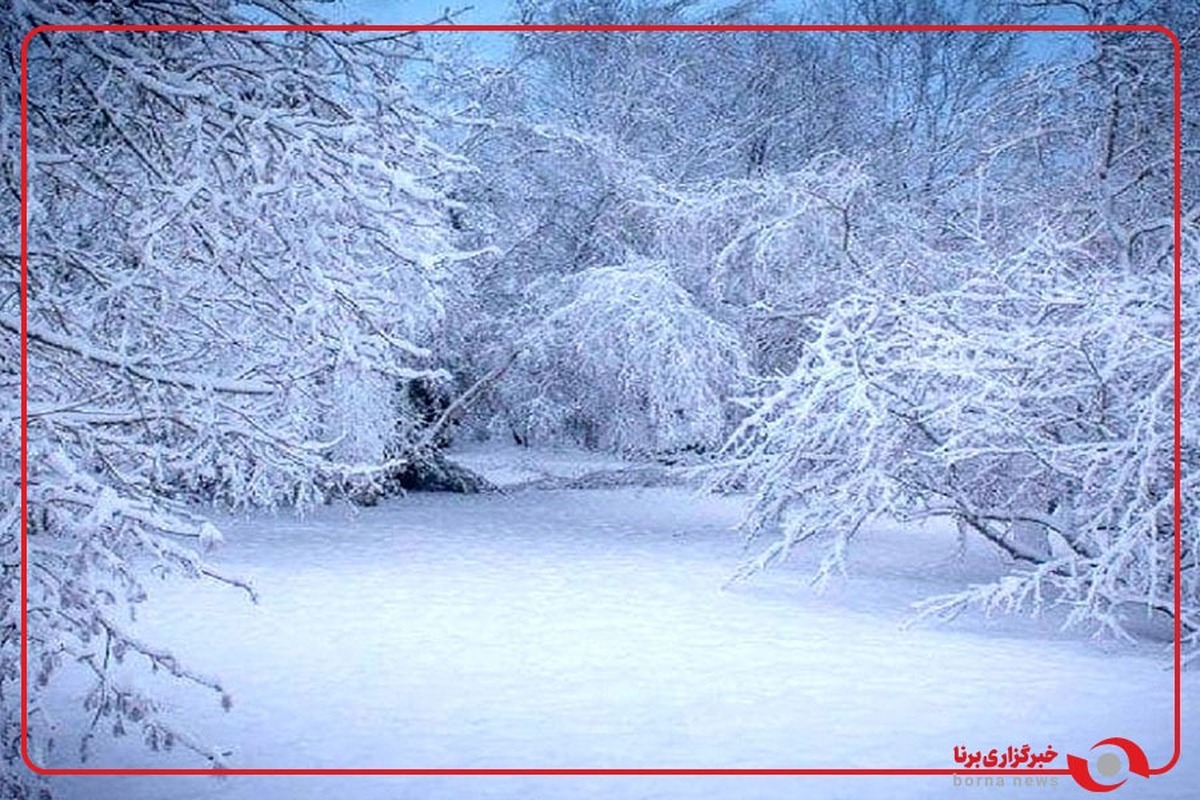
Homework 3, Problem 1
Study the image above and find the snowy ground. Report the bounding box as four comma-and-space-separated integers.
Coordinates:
450, 439, 643, 487
40, 448, 1196, 799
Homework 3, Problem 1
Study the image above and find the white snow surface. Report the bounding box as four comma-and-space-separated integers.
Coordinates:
449, 439, 640, 487
43, 448, 1195, 799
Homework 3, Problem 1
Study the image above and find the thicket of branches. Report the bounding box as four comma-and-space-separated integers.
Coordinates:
449, 0, 1196, 660
1, 0, 1195, 792
499, 261, 748, 454
714, 7, 1196, 646
3, 0, 478, 792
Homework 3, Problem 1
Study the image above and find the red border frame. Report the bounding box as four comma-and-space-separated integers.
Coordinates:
16, 21, 1180, 786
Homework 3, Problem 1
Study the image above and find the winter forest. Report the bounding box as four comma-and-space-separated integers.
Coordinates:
2, 0, 1198, 798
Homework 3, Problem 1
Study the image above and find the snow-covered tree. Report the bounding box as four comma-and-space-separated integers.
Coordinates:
2, 0, 478, 785
713, 6, 1197, 652
499, 261, 747, 455
418, 60, 677, 447
647, 157, 870, 374
840, 0, 1024, 205
718, 237, 1192, 639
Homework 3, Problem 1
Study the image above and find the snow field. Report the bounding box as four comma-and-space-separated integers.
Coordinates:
45, 483, 1195, 799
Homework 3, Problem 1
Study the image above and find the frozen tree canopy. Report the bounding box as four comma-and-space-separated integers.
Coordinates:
499, 261, 747, 454
0, 0, 1196, 794
3, 0, 479, 783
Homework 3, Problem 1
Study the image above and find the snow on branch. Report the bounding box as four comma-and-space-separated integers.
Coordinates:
8, 0, 481, 777
713, 233, 1191, 647
4, 316, 277, 396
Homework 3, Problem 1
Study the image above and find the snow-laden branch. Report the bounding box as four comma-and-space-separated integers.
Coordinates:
4, 315, 277, 395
